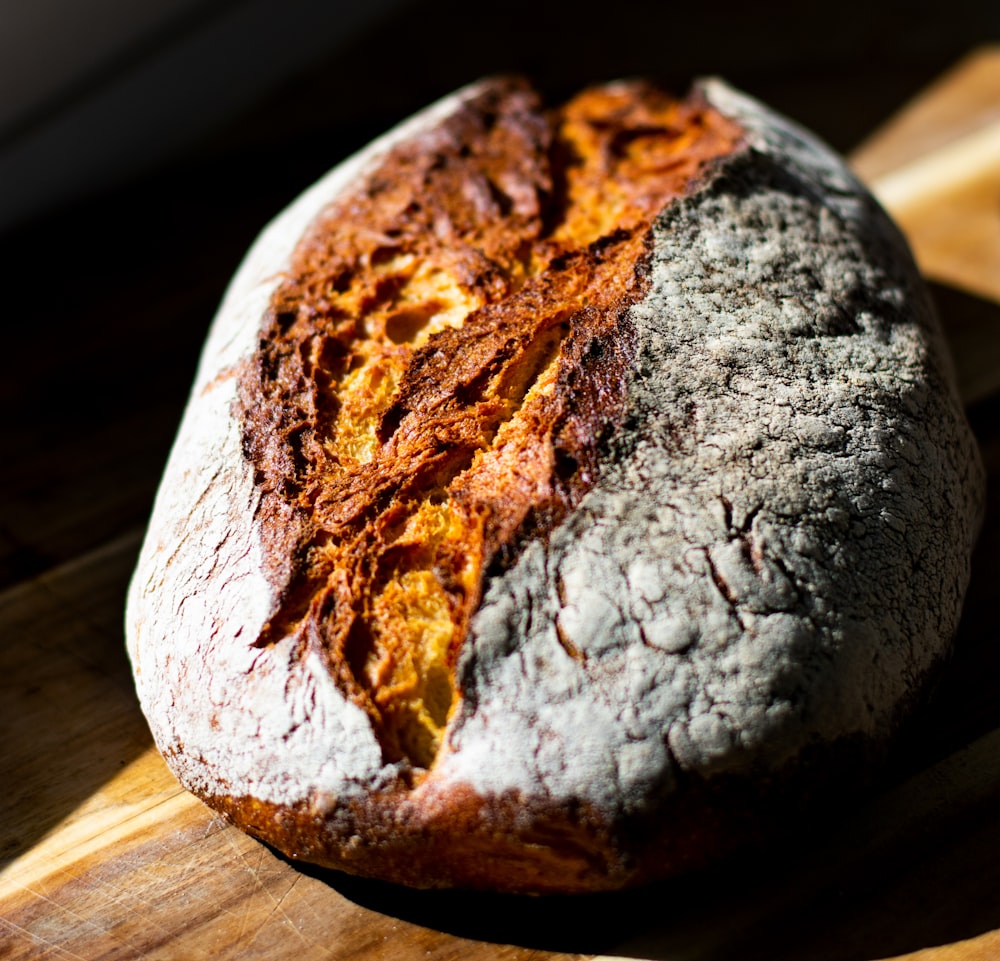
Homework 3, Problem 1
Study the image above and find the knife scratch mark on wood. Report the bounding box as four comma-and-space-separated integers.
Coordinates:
172, 826, 215, 891
167, 812, 236, 903
244, 844, 315, 948
256, 874, 318, 951
231, 840, 264, 946
220, 827, 325, 951
202, 813, 228, 839
2, 895, 108, 960
1, 917, 91, 961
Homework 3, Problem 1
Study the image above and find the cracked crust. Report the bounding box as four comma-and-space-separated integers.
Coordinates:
235, 78, 743, 773
126, 77, 984, 893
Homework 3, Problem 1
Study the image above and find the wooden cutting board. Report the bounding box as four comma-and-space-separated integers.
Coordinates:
3, 49, 1000, 961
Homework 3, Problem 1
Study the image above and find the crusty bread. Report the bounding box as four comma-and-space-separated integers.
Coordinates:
126, 77, 984, 893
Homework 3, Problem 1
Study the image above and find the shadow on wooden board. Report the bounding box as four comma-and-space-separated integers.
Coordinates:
278, 380, 1000, 960
932, 283, 1000, 406
283, 737, 1000, 961
0, 532, 153, 868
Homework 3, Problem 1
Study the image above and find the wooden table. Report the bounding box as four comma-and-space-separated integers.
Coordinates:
3, 22, 1000, 960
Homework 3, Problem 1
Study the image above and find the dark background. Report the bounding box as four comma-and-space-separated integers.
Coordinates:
4, 0, 1000, 588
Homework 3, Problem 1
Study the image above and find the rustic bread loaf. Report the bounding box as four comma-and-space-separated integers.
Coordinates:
126, 77, 984, 893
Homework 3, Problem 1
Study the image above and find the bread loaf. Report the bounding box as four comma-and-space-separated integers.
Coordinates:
126, 77, 984, 893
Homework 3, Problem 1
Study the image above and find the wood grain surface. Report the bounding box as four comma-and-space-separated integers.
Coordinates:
3, 24, 1000, 961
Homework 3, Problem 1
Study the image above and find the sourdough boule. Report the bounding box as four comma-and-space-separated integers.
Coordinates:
126, 76, 984, 893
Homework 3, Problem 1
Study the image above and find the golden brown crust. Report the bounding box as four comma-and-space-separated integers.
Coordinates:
237, 78, 743, 772
206, 764, 771, 893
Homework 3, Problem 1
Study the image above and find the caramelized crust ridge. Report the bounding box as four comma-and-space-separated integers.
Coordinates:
237, 78, 744, 772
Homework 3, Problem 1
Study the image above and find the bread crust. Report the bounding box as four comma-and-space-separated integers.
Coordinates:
126, 77, 984, 893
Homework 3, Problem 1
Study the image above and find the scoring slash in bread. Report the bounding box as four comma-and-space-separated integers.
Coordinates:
126, 77, 984, 893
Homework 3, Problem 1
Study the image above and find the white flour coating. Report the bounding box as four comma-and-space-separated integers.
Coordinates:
126, 80, 982, 830
125, 83, 495, 807
435, 82, 982, 812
